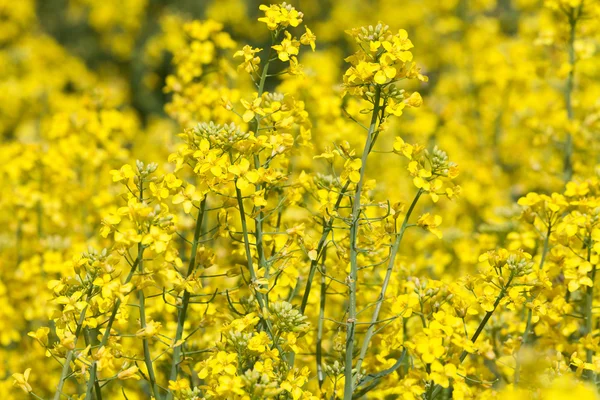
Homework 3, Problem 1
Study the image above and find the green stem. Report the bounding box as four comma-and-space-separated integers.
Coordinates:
300, 182, 350, 315
354, 189, 422, 383
85, 259, 138, 397
139, 265, 159, 398
460, 273, 515, 363
166, 199, 207, 398
251, 36, 275, 301
429, 273, 515, 400
53, 286, 94, 400
234, 185, 276, 339
344, 86, 382, 399
585, 237, 595, 380
135, 183, 160, 399
86, 180, 149, 398
316, 247, 328, 389
83, 329, 103, 399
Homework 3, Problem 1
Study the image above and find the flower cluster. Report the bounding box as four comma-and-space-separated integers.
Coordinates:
3, 1, 600, 400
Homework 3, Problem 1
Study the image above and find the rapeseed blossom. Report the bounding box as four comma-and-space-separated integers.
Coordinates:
1, 1, 600, 400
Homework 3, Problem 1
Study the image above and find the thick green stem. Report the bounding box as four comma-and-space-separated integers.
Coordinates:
235, 185, 277, 340
236, 186, 261, 287
300, 182, 350, 315
354, 189, 422, 383
166, 199, 207, 397
343, 86, 381, 399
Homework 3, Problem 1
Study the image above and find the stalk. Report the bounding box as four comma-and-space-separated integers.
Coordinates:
85, 260, 138, 397
166, 199, 207, 398
460, 273, 515, 363
343, 86, 382, 399
515, 222, 551, 384
139, 255, 159, 398
316, 247, 328, 388
429, 272, 516, 400
300, 182, 350, 315
354, 189, 423, 381
135, 183, 160, 398
53, 286, 94, 400
87, 179, 149, 398
584, 236, 595, 381
251, 36, 276, 292
235, 186, 262, 297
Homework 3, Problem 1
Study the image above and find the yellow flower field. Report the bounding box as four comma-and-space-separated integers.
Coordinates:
1, 0, 600, 399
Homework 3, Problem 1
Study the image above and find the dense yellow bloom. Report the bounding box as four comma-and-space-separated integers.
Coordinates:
3, 1, 600, 399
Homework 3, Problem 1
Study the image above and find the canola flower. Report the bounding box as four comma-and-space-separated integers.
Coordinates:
1, 0, 600, 399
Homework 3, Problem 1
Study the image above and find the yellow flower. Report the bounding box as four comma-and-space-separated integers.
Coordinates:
172, 184, 203, 214
229, 158, 260, 190
272, 31, 300, 62
393, 136, 413, 159
405, 92, 423, 107
110, 164, 135, 182
168, 378, 190, 392
300, 26, 316, 51
136, 320, 162, 339
281, 366, 310, 400
234, 44, 262, 73
28, 327, 50, 346
258, 3, 303, 30
414, 335, 445, 364
117, 366, 141, 380
417, 213, 443, 239
12, 368, 32, 393
248, 331, 271, 352
240, 93, 265, 122
429, 361, 458, 388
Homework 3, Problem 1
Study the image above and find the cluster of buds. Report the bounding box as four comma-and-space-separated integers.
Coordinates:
427, 147, 458, 178
242, 368, 283, 398
75, 247, 119, 275
194, 121, 250, 148
266, 301, 310, 334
